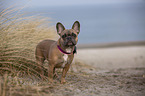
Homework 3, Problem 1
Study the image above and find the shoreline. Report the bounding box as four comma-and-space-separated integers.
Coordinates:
77, 41, 145, 49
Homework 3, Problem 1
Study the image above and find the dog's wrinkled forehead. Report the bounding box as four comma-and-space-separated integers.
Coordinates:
61, 29, 77, 36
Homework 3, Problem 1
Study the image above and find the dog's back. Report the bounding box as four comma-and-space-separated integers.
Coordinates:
35, 39, 56, 61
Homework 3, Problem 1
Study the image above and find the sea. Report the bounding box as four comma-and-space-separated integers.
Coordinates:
23, 2, 145, 44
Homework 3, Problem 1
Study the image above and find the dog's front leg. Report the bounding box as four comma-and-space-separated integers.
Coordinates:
61, 64, 71, 84
53, 68, 58, 79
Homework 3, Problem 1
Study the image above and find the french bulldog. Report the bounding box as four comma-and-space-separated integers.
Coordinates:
35, 21, 80, 84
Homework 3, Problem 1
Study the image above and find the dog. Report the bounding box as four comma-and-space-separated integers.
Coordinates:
35, 21, 80, 84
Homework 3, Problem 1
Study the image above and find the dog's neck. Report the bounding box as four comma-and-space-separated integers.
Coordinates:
57, 39, 74, 54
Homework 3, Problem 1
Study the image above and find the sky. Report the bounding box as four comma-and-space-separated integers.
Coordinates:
1, 0, 145, 44
3, 0, 144, 8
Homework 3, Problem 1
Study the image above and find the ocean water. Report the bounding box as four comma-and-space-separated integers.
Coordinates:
24, 2, 145, 44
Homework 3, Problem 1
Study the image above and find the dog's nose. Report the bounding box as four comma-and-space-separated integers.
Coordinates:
66, 36, 72, 40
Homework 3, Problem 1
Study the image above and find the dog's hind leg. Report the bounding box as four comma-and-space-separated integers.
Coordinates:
36, 56, 45, 80
48, 64, 54, 83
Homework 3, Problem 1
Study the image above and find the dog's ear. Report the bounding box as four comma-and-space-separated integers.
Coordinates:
56, 22, 65, 35
72, 21, 80, 34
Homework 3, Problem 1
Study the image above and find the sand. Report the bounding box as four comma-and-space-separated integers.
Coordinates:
46, 45, 145, 96
66, 45, 145, 96
76, 46, 145, 70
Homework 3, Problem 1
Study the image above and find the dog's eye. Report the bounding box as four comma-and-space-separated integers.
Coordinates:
72, 33, 76, 37
62, 34, 66, 38
62, 35, 65, 38
64, 34, 67, 37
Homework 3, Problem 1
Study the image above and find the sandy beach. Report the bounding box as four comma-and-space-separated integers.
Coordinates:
67, 43, 145, 96
76, 45, 145, 70
43, 43, 145, 96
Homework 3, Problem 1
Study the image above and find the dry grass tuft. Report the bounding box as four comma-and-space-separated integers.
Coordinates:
0, 5, 58, 94
0, 5, 59, 95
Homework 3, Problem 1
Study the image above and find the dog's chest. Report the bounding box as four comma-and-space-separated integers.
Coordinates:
62, 54, 68, 67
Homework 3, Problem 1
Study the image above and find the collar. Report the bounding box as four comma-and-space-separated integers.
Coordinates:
57, 45, 74, 55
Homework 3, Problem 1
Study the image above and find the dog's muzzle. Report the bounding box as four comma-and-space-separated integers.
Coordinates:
64, 36, 76, 46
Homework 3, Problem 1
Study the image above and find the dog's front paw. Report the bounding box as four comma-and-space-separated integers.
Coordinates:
61, 78, 66, 84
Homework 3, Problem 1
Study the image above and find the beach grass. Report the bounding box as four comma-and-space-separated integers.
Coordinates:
0, 6, 58, 95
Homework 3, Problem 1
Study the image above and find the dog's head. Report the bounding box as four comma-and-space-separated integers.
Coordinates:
56, 21, 80, 47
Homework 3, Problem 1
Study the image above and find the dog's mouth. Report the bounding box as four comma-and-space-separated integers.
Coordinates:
67, 41, 73, 46
64, 40, 76, 47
